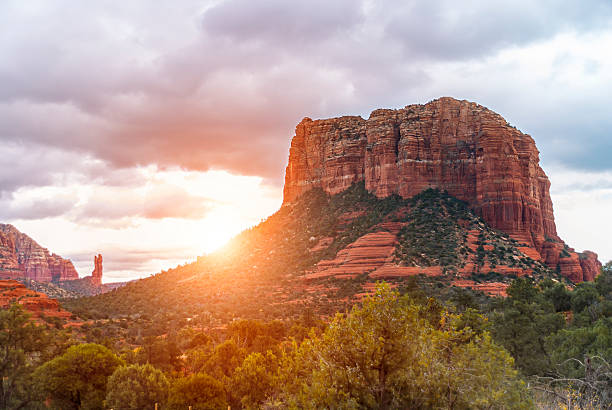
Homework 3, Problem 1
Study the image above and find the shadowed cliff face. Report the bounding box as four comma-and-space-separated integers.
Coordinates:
283, 97, 601, 282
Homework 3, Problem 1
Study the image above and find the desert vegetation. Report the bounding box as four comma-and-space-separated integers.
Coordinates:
3, 267, 612, 408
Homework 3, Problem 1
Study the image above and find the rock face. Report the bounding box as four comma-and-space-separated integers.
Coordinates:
0, 224, 79, 282
284, 97, 600, 282
91, 254, 103, 286
579, 251, 602, 282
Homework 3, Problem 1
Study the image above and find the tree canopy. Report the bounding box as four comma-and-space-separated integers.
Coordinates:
105, 363, 169, 409
34, 343, 124, 410
273, 284, 532, 409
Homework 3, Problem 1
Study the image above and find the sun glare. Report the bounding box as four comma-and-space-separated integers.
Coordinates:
158, 169, 283, 255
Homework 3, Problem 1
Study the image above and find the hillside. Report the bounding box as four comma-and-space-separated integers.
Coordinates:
64, 183, 568, 324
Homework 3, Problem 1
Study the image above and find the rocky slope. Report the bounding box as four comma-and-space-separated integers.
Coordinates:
0, 224, 79, 282
283, 97, 600, 282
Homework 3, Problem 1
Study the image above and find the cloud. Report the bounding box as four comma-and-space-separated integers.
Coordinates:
0, 0, 611, 222
1, 0, 610, 196
548, 165, 612, 262
0, 164, 216, 225
201, 0, 364, 46
0, 194, 76, 220
383, 0, 612, 61
73, 183, 215, 225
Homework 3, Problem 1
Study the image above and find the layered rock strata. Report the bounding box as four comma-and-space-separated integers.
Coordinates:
284, 97, 600, 282
0, 224, 79, 282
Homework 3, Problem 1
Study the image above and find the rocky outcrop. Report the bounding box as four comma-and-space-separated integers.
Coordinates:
55, 255, 108, 296
451, 280, 509, 297
0, 280, 72, 321
284, 97, 600, 282
0, 224, 79, 282
306, 222, 444, 281
91, 254, 103, 286
579, 251, 602, 282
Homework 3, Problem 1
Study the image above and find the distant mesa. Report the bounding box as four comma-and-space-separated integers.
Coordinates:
0, 223, 79, 282
283, 97, 601, 282
0, 223, 110, 298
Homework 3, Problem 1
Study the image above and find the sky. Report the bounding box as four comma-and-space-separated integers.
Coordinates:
1, 0, 611, 282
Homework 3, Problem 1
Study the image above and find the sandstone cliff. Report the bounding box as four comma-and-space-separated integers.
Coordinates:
283, 97, 601, 282
0, 224, 79, 282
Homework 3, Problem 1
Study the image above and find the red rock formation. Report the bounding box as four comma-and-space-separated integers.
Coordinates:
306, 231, 398, 280
579, 251, 602, 282
91, 254, 103, 286
0, 224, 79, 282
452, 279, 509, 297
0, 280, 72, 321
283, 97, 600, 282
0, 231, 23, 277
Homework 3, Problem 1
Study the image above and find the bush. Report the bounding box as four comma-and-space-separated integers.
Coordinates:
167, 373, 227, 410
105, 364, 169, 409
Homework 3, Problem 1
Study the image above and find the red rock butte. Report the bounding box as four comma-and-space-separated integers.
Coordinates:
283, 97, 601, 282
0, 223, 79, 282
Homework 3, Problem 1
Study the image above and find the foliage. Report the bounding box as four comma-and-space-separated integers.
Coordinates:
167, 373, 227, 410
105, 364, 169, 409
0, 304, 71, 410
395, 189, 472, 269
203, 339, 246, 379
532, 356, 612, 409
272, 284, 532, 409
230, 351, 279, 408
34, 343, 124, 410
490, 268, 612, 406
137, 335, 182, 372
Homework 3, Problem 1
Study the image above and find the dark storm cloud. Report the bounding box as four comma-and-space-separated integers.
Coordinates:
1, 0, 611, 212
